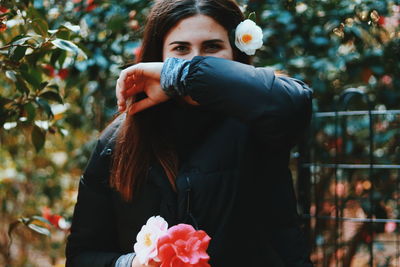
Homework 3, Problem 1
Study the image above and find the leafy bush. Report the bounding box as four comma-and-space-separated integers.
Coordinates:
0, 0, 398, 266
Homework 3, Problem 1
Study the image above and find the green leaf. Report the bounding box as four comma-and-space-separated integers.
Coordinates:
20, 67, 42, 90
60, 24, 80, 34
50, 49, 62, 66
49, 24, 80, 36
248, 12, 256, 21
57, 50, 67, 68
47, 84, 59, 92
5, 70, 17, 82
51, 39, 87, 60
39, 89, 64, 104
0, 96, 13, 107
8, 221, 21, 246
40, 81, 49, 89
23, 102, 36, 122
18, 217, 30, 224
27, 6, 48, 37
35, 97, 54, 118
107, 15, 126, 32
55, 28, 71, 40
9, 46, 27, 61
11, 36, 32, 46
27, 223, 50, 236
31, 18, 49, 37
31, 215, 51, 225
0, 97, 13, 126
31, 125, 46, 152
15, 76, 30, 93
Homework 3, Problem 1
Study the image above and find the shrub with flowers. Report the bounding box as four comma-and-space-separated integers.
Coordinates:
0, 0, 399, 266
0, 0, 147, 265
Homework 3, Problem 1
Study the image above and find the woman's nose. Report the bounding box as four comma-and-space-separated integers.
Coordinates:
191, 48, 202, 58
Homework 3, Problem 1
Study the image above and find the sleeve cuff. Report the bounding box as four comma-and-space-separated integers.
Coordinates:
114, 252, 135, 267
160, 57, 190, 97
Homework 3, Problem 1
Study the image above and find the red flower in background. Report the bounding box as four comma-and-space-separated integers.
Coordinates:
0, 21, 6, 32
72, 0, 98, 12
0, 6, 9, 32
157, 224, 211, 267
57, 68, 69, 80
361, 68, 373, 83
327, 137, 343, 154
378, 16, 385, 26
0, 6, 9, 13
42, 64, 69, 80
43, 64, 56, 77
42, 207, 70, 230
85, 0, 97, 12
42, 207, 62, 227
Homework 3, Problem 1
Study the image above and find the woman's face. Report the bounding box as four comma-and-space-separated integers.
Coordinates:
162, 15, 234, 61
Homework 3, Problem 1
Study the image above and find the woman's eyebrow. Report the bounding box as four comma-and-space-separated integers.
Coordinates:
168, 41, 191, 46
203, 39, 224, 44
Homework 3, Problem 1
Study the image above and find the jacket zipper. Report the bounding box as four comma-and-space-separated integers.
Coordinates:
185, 176, 199, 230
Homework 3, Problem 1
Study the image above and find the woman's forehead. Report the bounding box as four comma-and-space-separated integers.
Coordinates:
164, 14, 229, 43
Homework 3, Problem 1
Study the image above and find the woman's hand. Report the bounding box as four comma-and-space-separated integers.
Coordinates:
116, 62, 169, 115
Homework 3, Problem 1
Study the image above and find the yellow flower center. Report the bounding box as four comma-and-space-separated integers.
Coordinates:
144, 233, 152, 247
241, 34, 253, 44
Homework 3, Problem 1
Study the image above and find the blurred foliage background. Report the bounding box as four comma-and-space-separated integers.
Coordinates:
0, 0, 399, 266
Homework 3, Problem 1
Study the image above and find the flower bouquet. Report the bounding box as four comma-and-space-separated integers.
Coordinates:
134, 216, 211, 267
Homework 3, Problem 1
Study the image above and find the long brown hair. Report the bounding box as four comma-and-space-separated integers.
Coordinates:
110, 0, 250, 202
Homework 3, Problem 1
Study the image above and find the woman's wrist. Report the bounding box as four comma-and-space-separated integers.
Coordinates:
114, 252, 136, 267
160, 57, 191, 97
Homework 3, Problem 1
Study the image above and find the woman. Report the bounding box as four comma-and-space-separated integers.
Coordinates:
66, 0, 314, 266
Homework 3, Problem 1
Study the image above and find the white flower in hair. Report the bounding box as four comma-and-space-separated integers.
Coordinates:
235, 19, 263, 56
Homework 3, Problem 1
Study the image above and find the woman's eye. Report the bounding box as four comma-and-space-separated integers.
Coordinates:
204, 44, 222, 52
173, 46, 189, 53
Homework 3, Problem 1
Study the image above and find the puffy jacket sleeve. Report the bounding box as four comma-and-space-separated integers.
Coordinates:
181, 56, 313, 148
65, 116, 126, 267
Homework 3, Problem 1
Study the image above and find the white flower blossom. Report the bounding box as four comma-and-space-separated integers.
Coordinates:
235, 19, 263, 56
133, 215, 168, 265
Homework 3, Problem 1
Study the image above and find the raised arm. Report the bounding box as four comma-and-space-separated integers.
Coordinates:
116, 56, 313, 148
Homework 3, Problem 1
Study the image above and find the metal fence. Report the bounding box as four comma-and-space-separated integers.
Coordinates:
297, 88, 400, 267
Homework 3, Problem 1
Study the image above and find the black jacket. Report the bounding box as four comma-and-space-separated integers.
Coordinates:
66, 56, 314, 267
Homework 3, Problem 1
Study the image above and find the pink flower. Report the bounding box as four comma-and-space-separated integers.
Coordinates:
134, 216, 168, 265
381, 75, 392, 86
385, 222, 396, 233
157, 224, 211, 267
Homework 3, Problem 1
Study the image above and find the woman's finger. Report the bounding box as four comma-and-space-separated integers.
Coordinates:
117, 100, 126, 112
116, 73, 139, 105
116, 78, 126, 102
125, 75, 134, 89
128, 97, 156, 115
116, 63, 162, 112
116, 68, 135, 96
126, 77, 146, 97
